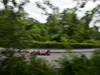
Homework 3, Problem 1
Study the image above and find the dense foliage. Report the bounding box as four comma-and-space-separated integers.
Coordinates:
0, 0, 100, 49
57, 49, 100, 75
19, 10, 100, 48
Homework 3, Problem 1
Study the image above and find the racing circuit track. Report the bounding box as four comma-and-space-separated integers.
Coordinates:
35, 48, 99, 68
0, 48, 99, 68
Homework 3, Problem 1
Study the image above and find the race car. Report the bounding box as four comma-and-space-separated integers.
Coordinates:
32, 49, 51, 55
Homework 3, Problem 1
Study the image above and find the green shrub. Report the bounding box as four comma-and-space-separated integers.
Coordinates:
70, 43, 100, 48
30, 41, 100, 49
83, 40, 100, 44
58, 55, 95, 75
30, 41, 62, 48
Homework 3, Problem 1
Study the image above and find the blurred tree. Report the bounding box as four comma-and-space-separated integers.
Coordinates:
0, 0, 32, 49
59, 55, 95, 75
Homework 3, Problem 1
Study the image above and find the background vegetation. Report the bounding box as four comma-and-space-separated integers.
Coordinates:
0, 0, 100, 75
0, 0, 100, 49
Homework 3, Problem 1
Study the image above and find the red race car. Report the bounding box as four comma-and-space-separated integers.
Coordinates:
32, 49, 51, 55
